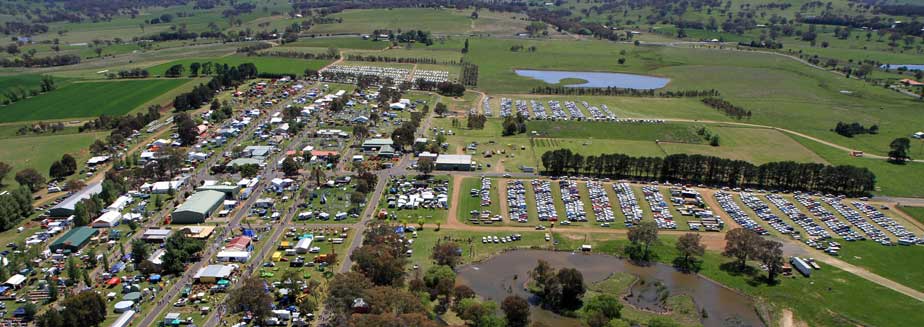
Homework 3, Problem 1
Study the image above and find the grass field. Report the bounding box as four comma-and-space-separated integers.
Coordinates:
898, 206, 924, 224
0, 132, 107, 189
0, 79, 190, 122
307, 8, 474, 35
837, 241, 924, 292
0, 74, 73, 102
791, 134, 924, 197
145, 56, 332, 77
457, 177, 502, 221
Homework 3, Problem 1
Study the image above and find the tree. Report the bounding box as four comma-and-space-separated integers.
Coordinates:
557, 268, 585, 308
675, 233, 705, 272
723, 228, 760, 271
164, 64, 185, 77
130, 239, 149, 265
174, 113, 198, 146
0, 161, 11, 186
626, 221, 658, 261
424, 265, 456, 298
353, 243, 408, 286
502, 295, 530, 327
350, 191, 366, 208
758, 239, 784, 283
36, 291, 107, 327
227, 276, 274, 322
453, 284, 476, 312
60, 154, 77, 174
15, 168, 45, 191
417, 157, 435, 176
434, 102, 448, 116
888, 137, 911, 163
458, 298, 504, 327
46, 276, 58, 302
281, 156, 299, 176
326, 272, 373, 313
583, 294, 622, 327
189, 62, 201, 76
431, 242, 462, 268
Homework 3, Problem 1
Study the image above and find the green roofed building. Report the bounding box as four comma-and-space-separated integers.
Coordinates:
50, 227, 99, 252
172, 190, 225, 224
196, 185, 240, 198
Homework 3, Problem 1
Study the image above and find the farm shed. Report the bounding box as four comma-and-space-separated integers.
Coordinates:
141, 229, 173, 243
50, 227, 99, 252
49, 182, 102, 217
435, 154, 474, 171
172, 191, 225, 224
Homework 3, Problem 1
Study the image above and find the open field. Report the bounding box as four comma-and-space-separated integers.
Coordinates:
0, 132, 106, 189
283, 37, 390, 50
145, 56, 332, 77
465, 38, 924, 156
837, 241, 924, 292
0, 79, 190, 122
899, 206, 924, 225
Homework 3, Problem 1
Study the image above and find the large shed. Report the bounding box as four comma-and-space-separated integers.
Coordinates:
172, 191, 225, 224
435, 154, 474, 171
50, 227, 99, 252
49, 182, 102, 217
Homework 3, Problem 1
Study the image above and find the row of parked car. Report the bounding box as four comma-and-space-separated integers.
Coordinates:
587, 182, 615, 223
822, 196, 891, 245
766, 194, 831, 240
613, 183, 643, 227
852, 201, 921, 244
642, 186, 676, 229
507, 180, 529, 223
531, 180, 559, 222
714, 191, 768, 235
740, 192, 795, 235
794, 194, 863, 241
559, 179, 588, 222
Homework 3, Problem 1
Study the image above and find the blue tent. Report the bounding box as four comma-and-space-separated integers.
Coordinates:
149, 274, 162, 282
110, 261, 125, 274
394, 226, 405, 234
243, 229, 255, 237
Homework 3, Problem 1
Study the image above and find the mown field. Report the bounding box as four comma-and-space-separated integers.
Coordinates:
283, 37, 390, 50
145, 56, 332, 77
0, 79, 190, 122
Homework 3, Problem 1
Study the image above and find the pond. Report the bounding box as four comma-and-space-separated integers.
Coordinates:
880, 64, 924, 71
456, 250, 764, 327
514, 69, 670, 89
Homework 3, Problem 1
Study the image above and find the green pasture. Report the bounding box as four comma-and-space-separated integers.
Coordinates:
307, 8, 474, 35
0, 79, 190, 122
145, 56, 331, 76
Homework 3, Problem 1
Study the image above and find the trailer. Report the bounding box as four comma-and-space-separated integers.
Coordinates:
790, 257, 812, 277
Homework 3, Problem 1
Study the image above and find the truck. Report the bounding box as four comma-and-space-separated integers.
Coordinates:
790, 257, 812, 277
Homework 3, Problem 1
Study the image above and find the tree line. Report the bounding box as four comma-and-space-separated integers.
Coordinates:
80, 105, 162, 155
531, 86, 720, 98
252, 50, 339, 61
107, 68, 150, 79
0, 186, 33, 233
0, 54, 80, 67
414, 80, 466, 97
344, 54, 456, 65
701, 97, 752, 120
540, 149, 876, 196
173, 63, 257, 111
460, 62, 478, 86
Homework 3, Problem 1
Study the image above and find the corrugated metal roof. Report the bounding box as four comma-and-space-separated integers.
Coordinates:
174, 191, 225, 215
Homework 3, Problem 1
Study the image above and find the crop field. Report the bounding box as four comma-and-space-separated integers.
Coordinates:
0, 79, 190, 122
0, 131, 106, 189
146, 56, 332, 77
306, 8, 474, 35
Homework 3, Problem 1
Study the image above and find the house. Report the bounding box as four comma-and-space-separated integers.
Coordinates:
150, 180, 184, 194
141, 229, 172, 243
49, 227, 99, 252
362, 138, 394, 152
435, 154, 474, 171
90, 211, 121, 228
254, 198, 275, 208
377, 144, 397, 158
171, 191, 225, 224
227, 158, 263, 168
225, 236, 252, 251
310, 150, 339, 160
243, 145, 274, 158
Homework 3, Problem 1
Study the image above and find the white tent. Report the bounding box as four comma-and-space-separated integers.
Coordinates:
295, 238, 313, 254
216, 251, 250, 262
4, 274, 26, 288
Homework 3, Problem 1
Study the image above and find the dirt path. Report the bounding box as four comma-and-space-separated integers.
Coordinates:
497, 178, 509, 220
320, 50, 345, 71
446, 175, 464, 229
697, 188, 743, 230
780, 309, 794, 327
811, 252, 924, 301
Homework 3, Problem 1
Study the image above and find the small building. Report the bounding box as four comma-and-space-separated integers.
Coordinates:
435, 154, 474, 171
141, 229, 173, 243
362, 138, 394, 152
172, 191, 225, 224
377, 144, 396, 158
3, 274, 26, 289
50, 227, 99, 252
224, 236, 252, 251
243, 145, 274, 158
227, 158, 263, 168
216, 251, 250, 263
